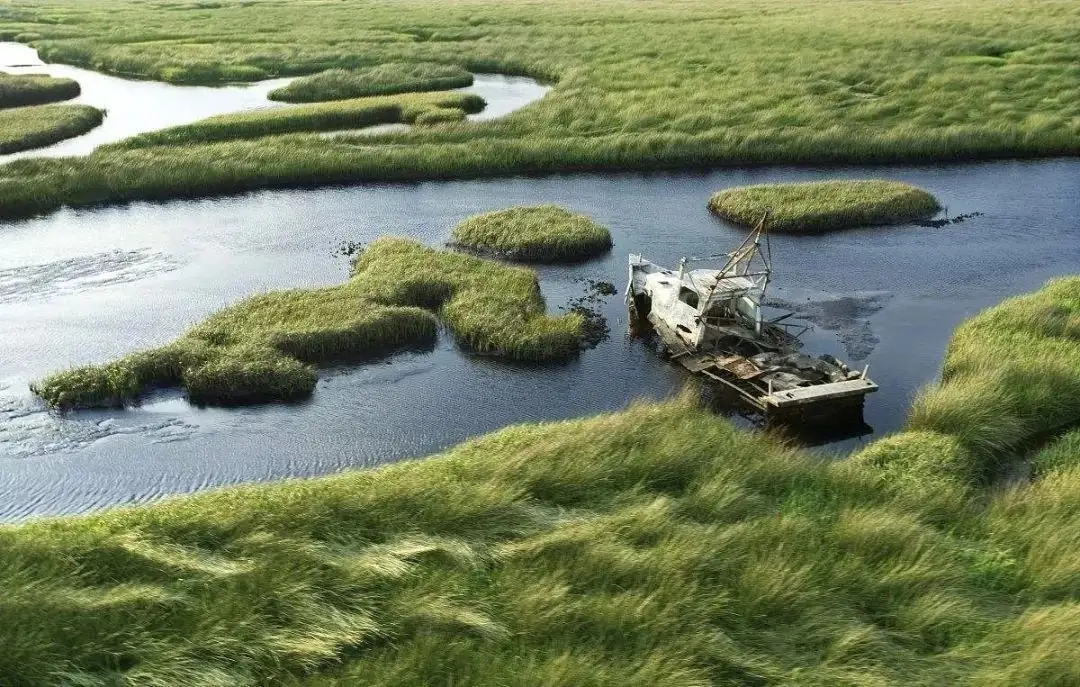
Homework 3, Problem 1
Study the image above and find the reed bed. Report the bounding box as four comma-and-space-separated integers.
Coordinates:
708, 180, 942, 233
0, 102, 102, 154
32, 238, 583, 409
268, 63, 473, 103
0, 71, 79, 108
110, 92, 485, 149
0, 0, 1075, 217
451, 204, 613, 262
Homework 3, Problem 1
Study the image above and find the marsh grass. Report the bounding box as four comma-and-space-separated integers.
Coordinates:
1, 0, 1078, 217
451, 204, 613, 262
110, 92, 485, 148
268, 63, 473, 103
32, 238, 583, 409
857, 277, 1080, 487
0, 70, 79, 108
708, 180, 942, 233
6, 386, 1080, 684
0, 102, 101, 154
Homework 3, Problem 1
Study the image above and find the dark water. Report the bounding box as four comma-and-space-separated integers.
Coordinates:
0, 42, 550, 160
1, 160, 1078, 519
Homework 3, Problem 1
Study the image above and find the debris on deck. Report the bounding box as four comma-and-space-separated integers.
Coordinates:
626, 211, 877, 424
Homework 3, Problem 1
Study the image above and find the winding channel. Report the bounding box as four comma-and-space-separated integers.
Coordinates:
0, 46, 1078, 520
0, 41, 551, 159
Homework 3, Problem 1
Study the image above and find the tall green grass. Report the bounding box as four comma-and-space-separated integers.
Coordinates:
5, 387, 1080, 683
708, 180, 942, 233
268, 63, 473, 103
857, 276, 1080, 487
32, 238, 583, 409
0, 102, 102, 154
451, 204, 613, 262
108, 92, 485, 149
0, 71, 79, 108
0, 0, 1076, 217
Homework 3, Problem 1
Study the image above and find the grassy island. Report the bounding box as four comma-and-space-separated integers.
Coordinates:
0, 0, 1075, 219
110, 92, 485, 149
0, 71, 80, 108
0, 103, 102, 154
708, 180, 942, 233
7, 277, 1080, 684
32, 238, 583, 409
451, 205, 613, 262
268, 63, 474, 103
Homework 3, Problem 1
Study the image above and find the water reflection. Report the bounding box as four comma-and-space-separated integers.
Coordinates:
0, 153, 1077, 518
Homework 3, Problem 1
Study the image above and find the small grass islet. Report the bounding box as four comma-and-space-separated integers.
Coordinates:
111, 92, 485, 149
268, 62, 474, 103
8, 278, 1080, 684
0, 71, 80, 108
31, 238, 584, 409
451, 205, 613, 262
708, 180, 942, 233
0, 102, 102, 154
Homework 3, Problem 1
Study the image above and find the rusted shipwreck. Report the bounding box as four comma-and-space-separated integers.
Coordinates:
626, 213, 877, 423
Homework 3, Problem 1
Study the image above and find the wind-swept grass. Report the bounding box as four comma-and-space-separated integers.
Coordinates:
32, 238, 583, 409
0, 0, 1076, 218
451, 204, 613, 262
12, 266, 1080, 683
0, 71, 79, 108
708, 180, 942, 233
0, 102, 101, 154
5, 387, 1080, 683
857, 276, 1080, 487
110, 92, 485, 148
268, 63, 473, 103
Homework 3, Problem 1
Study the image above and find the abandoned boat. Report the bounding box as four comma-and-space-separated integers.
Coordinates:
626, 212, 877, 423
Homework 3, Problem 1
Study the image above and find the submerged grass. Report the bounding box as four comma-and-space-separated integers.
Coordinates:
451, 204, 613, 262
0, 70, 79, 108
0, 102, 101, 154
32, 238, 583, 409
708, 180, 942, 233
0, 0, 1077, 217
268, 63, 473, 103
110, 92, 485, 148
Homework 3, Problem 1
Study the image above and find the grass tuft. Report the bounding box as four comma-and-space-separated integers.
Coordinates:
0, 103, 102, 154
268, 63, 473, 103
708, 180, 942, 233
32, 238, 583, 409
110, 92, 485, 148
450, 204, 613, 263
0, 71, 80, 108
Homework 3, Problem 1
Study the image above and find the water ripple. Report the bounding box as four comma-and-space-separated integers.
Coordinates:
0, 249, 181, 304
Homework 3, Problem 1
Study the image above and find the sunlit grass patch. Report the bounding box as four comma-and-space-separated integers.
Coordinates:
857, 276, 1080, 488
2, 386, 1079, 684
707, 180, 941, 233
0, 71, 79, 108
450, 204, 612, 262
110, 91, 485, 148
0, 102, 102, 154
32, 238, 583, 409
268, 63, 473, 103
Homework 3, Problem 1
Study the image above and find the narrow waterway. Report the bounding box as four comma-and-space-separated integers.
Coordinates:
0, 42, 551, 159
1, 159, 1078, 519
